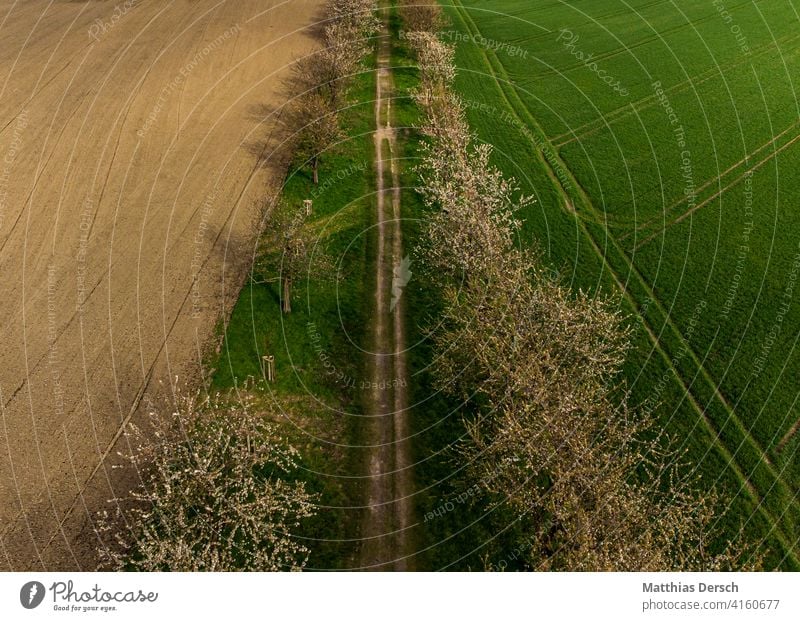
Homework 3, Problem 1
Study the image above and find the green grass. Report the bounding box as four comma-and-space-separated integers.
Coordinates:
208, 55, 379, 570
442, 0, 800, 568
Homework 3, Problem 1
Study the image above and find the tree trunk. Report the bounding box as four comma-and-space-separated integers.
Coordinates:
312, 157, 319, 185
282, 275, 292, 313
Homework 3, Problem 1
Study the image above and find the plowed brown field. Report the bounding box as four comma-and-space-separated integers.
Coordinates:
0, 0, 320, 570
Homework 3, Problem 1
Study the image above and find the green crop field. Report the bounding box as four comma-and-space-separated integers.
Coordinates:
441, 0, 800, 568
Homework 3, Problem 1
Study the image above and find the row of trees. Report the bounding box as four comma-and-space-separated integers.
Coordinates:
404, 18, 755, 570
261, 0, 378, 313
287, 0, 378, 184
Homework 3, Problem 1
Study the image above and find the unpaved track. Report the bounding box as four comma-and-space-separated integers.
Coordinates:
0, 0, 321, 570
359, 15, 413, 571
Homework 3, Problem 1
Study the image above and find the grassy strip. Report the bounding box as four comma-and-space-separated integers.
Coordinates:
207, 55, 378, 569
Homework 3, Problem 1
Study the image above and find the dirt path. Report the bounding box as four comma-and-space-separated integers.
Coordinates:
0, 0, 321, 570
359, 14, 414, 571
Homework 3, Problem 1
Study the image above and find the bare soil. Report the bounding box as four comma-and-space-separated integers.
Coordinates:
0, 0, 321, 570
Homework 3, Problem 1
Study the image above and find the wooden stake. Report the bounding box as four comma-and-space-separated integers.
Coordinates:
281, 276, 292, 313
261, 355, 275, 382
